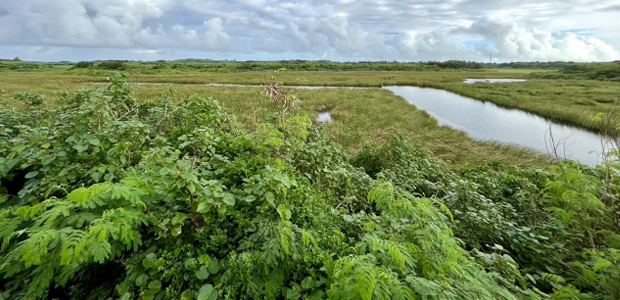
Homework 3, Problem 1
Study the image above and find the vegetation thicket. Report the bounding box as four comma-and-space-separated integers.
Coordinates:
0, 59, 579, 74
530, 62, 620, 81
0, 74, 619, 299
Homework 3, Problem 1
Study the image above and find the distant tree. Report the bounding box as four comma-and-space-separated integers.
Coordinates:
12, 57, 21, 61
71, 61, 95, 69
97, 60, 125, 70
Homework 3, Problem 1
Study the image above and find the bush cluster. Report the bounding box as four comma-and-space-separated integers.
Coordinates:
0, 74, 619, 299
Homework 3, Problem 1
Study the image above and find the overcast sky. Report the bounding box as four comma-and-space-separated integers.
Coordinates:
1, 0, 619, 62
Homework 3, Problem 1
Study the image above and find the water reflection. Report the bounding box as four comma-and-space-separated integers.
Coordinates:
317, 111, 333, 124
384, 86, 611, 166
464, 79, 528, 84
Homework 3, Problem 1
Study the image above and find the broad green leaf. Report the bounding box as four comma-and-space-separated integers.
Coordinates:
88, 138, 101, 146
142, 253, 157, 269
197, 202, 210, 213
91, 171, 103, 182
187, 182, 197, 195
197, 284, 217, 300
75, 145, 88, 153
148, 280, 162, 292
198, 255, 211, 264
223, 194, 235, 206
184, 258, 197, 270
285, 288, 300, 299
196, 266, 209, 280
171, 213, 187, 225
301, 276, 315, 290
207, 260, 220, 274
135, 274, 149, 287
265, 192, 275, 205
121, 292, 133, 300
41, 157, 53, 165
244, 195, 257, 202
181, 290, 193, 300
25, 171, 39, 179
172, 225, 183, 236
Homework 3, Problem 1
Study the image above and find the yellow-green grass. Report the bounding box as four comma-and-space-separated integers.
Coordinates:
484, 68, 553, 74
3, 71, 615, 166
116, 71, 620, 133
0, 75, 551, 168
136, 85, 550, 168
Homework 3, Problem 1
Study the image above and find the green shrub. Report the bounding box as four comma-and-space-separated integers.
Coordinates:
96, 61, 126, 70
70, 61, 95, 69
0, 74, 619, 299
13, 92, 46, 106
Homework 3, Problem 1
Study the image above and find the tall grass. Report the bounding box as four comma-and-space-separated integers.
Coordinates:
3, 70, 616, 167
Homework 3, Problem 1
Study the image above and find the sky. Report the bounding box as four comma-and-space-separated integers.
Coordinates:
0, 0, 619, 62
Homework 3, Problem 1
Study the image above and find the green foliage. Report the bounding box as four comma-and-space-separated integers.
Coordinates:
97, 60, 126, 70
70, 61, 95, 69
530, 62, 620, 81
0, 74, 619, 299
13, 92, 46, 106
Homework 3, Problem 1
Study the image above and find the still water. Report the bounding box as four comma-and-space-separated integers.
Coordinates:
384, 86, 611, 166
464, 79, 528, 84
317, 111, 333, 124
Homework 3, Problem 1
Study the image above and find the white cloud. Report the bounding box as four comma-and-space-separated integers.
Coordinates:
0, 0, 618, 61
465, 16, 619, 61
134, 49, 161, 54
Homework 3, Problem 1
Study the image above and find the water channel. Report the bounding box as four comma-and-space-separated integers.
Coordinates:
383, 86, 610, 167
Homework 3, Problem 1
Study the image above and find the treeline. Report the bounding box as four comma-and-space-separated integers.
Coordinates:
0, 57, 21, 62
62, 59, 496, 73
68, 60, 447, 72
482, 61, 593, 69
59, 60, 620, 72
4, 59, 619, 75
530, 62, 620, 81
0, 61, 72, 71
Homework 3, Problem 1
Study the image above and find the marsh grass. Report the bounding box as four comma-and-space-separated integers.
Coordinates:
2, 70, 615, 168
4, 71, 614, 133
133, 84, 550, 168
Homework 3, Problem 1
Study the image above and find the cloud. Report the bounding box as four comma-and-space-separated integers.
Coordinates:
598, 4, 620, 11
0, 0, 618, 61
463, 17, 619, 61
134, 49, 161, 54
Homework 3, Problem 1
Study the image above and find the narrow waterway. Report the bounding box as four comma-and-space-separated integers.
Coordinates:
384, 86, 611, 167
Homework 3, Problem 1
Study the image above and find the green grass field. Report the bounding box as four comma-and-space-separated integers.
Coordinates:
0, 71, 552, 168
2, 69, 618, 132
1, 69, 617, 168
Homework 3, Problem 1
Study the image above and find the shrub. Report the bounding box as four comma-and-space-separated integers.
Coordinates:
96, 61, 126, 70
13, 92, 46, 106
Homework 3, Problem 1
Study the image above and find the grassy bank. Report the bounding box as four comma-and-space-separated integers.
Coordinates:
76, 71, 619, 134
123, 71, 618, 134
2, 70, 616, 164
136, 85, 549, 168
0, 73, 549, 168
